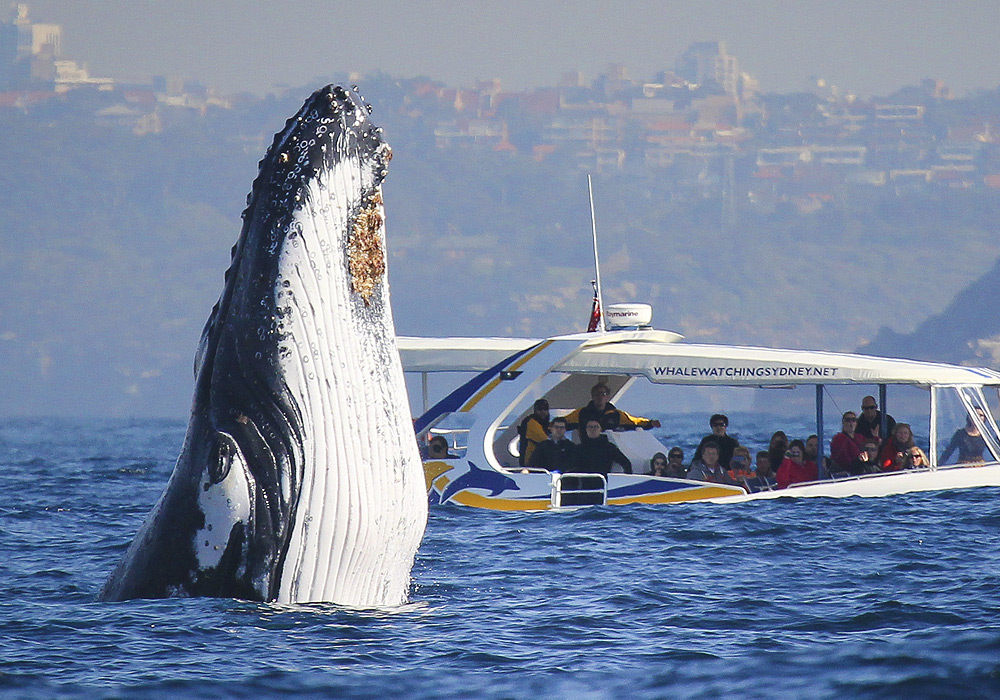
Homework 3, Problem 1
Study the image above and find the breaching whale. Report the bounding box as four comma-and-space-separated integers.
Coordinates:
100, 85, 427, 606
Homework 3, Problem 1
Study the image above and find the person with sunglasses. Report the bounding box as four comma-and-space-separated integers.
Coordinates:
564, 382, 660, 436
847, 439, 881, 475
692, 414, 740, 469
906, 447, 930, 470
856, 396, 896, 441
649, 452, 670, 477
830, 411, 867, 471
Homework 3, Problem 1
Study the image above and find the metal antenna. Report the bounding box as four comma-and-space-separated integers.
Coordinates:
588, 174, 606, 333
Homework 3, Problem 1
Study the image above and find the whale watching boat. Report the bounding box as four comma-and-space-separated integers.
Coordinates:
400, 303, 1000, 510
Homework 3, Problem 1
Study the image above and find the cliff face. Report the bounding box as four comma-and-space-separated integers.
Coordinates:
858, 256, 1000, 368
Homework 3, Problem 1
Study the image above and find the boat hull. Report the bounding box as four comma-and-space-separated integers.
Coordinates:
712, 462, 1000, 503
425, 459, 1000, 510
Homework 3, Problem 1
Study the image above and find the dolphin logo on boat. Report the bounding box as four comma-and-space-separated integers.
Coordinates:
99, 85, 427, 606
440, 462, 520, 503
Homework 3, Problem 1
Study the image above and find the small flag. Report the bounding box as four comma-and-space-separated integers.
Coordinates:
587, 280, 601, 332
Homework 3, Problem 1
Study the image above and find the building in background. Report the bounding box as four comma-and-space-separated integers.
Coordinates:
0, 3, 111, 91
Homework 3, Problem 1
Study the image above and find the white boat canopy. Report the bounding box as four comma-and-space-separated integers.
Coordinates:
397, 336, 542, 373
399, 331, 1000, 388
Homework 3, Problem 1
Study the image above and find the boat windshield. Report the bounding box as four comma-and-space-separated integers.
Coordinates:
934, 386, 1000, 465
425, 412, 475, 458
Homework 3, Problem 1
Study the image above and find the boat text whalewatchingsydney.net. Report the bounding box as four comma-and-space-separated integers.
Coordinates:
653, 365, 839, 378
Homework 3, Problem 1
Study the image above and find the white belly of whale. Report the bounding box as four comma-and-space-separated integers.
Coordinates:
264, 167, 425, 605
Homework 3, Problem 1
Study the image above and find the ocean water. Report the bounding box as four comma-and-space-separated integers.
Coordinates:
2, 417, 1000, 700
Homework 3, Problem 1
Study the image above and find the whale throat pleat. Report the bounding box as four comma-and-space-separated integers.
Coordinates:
275, 153, 418, 605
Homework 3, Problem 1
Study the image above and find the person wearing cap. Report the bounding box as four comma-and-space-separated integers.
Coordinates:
517, 398, 551, 467
564, 382, 661, 434
692, 414, 739, 468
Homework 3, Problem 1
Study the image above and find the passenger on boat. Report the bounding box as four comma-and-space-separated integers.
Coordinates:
427, 435, 457, 460
804, 434, 833, 475
529, 416, 575, 472
744, 451, 777, 492
754, 451, 772, 476
571, 419, 633, 475
767, 431, 789, 475
847, 440, 881, 475
727, 446, 754, 483
830, 411, 867, 472
686, 442, 736, 485
649, 452, 669, 477
877, 423, 915, 472
664, 447, 688, 478
776, 439, 818, 489
906, 446, 929, 470
856, 396, 896, 441
517, 398, 551, 467
692, 414, 739, 468
564, 383, 660, 434
939, 409, 988, 464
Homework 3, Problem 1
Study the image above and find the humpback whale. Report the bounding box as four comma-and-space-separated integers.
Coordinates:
100, 85, 427, 606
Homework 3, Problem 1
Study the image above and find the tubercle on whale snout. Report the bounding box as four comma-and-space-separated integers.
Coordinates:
242, 85, 391, 218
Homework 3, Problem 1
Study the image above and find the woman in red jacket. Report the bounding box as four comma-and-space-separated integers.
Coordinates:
877, 423, 915, 472
776, 439, 818, 489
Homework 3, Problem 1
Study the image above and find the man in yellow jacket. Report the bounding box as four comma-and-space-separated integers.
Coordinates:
517, 398, 551, 466
564, 382, 660, 434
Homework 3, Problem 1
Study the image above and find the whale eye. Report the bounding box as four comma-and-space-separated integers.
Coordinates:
208, 432, 240, 485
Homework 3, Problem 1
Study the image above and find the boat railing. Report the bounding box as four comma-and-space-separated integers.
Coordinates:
551, 472, 607, 508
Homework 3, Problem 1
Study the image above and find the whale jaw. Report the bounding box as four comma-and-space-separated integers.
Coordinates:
99, 85, 427, 606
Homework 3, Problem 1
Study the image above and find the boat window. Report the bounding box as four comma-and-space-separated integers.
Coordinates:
934, 386, 1000, 465
961, 386, 1000, 463
425, 412, 475, 457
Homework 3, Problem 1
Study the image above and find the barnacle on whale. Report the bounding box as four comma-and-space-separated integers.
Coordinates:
348, 192, 386, 303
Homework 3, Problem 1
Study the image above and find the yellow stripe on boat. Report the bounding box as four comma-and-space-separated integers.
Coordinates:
461, 340, 554, 412
608, 485, 744, 506
423, 461, 454, 491
448, 490, 552, 511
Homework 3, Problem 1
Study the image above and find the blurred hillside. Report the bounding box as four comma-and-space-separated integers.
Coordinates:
858, 257, 1000, 367
2, 76, 1000, 417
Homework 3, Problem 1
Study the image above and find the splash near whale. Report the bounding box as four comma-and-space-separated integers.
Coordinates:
100, 85, 427, 606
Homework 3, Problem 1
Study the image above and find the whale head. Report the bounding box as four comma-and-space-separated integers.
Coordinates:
101, 85, 427, 606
